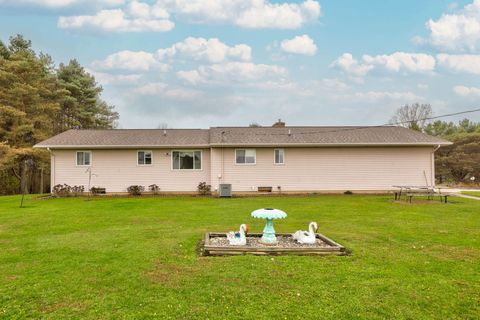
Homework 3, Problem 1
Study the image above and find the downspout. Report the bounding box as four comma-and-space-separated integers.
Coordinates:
221, 147, 224, 183
221, 131, 225, 186
47, 147, 55, 193
431, 144, 441, 187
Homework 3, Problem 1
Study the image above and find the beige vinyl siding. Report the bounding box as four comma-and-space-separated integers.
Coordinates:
210, 147, 434, 192
52, 149, 210, 192
51, 146, 435, 193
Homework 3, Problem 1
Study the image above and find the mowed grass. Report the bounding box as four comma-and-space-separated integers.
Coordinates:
0, 195, 479, 320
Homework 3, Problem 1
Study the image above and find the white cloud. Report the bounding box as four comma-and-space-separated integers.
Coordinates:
127, 0, 169, 19
417, 83, 429, 90
58, 1, 174, 32
316, 78, 348, 90
156, 37, 251, 63
280, 34, 317, 55
251, 78, 348, 96
157, 0, 320, 29
91, 50, 168, 72
86, 69, 143, 85
92, 37, 257, 87
421, 0, 480, 52
197, 61, 287, 83
235, 0, 320, 29
134, 82, 203, 100
36, 0, 320, 32
437, 53, 480, 74
92, 37, 251, 74
331, 52, 436, 77
176, 70, 202, 85
453, 85, 480, 96
249, 80, 298, 91
330, 53, 373, 77
177, 62, 288, 85
347, 91, 422, 103
0, 0, 124, 9
362, 52, 435, 73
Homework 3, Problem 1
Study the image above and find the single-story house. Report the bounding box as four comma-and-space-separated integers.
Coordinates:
34, 121, 451, 194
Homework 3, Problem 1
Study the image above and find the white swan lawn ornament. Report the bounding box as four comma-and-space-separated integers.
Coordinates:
292, 222, 318, 244
226, 224, 248, 246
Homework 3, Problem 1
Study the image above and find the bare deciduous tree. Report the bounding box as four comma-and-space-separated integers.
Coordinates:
389, 103, 433, 131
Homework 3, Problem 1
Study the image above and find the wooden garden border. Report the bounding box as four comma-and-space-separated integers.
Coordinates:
200, 232, 348, 256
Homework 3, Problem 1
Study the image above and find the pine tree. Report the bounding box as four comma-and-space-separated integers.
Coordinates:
0, 34, 119, 194
57, 59, 118, 131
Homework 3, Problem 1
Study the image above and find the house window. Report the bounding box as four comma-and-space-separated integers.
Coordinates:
76, 151, 91, 166
172, 151, 202, 170
137, 150, 152, 165
274, 149, 284, 164
236, 149, 256, 164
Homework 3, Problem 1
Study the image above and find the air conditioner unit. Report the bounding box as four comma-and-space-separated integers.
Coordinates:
219, 184, 232, 197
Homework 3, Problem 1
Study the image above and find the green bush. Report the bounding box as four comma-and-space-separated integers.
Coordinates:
148, 184, 160, 195
197, 182, 211, 196
53, 184, 85, 197
127, 185, 144, 196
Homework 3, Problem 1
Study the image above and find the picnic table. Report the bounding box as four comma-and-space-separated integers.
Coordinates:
392, 185, 449, 203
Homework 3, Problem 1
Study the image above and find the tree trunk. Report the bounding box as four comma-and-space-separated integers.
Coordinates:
20, 160, 27, 195
39, 166, 44, 194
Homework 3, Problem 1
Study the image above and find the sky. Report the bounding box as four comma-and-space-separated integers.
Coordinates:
1, 0, 480, 128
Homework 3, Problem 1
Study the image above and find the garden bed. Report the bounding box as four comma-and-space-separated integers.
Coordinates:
200, 232, 348, 256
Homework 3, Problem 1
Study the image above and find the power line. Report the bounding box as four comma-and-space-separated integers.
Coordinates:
221, 107, 480, 137
387, 108, 480, 126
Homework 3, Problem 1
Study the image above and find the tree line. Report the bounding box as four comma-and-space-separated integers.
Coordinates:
390, 103, 480, 185
0, 35, 118, 195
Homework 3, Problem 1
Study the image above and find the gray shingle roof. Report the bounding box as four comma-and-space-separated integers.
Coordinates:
34, 129, 210, 148
34, 126, 451, 149
209, 126, 451, 146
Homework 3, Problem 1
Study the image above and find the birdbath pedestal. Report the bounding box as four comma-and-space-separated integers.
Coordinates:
251, 208, 287, 244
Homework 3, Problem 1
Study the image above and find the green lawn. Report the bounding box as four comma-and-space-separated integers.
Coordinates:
0, 195, 479, 319
461, 191, 480, 198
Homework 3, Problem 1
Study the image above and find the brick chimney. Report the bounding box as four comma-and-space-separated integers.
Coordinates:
272, 119, 285, 128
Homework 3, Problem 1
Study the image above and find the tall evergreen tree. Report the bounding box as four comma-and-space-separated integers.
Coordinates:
57, 59, 118, 131
0, 34, 59, 146
0, 34, 119, 195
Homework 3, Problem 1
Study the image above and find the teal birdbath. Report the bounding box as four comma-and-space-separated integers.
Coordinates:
251, 208, 287, 244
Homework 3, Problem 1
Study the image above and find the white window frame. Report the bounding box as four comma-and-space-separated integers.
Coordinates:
274, 148, 285, 165
235, 149, 256, 165
137, 150, 153, 166
76, 151, 92, 167
171, 150, 203, 170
